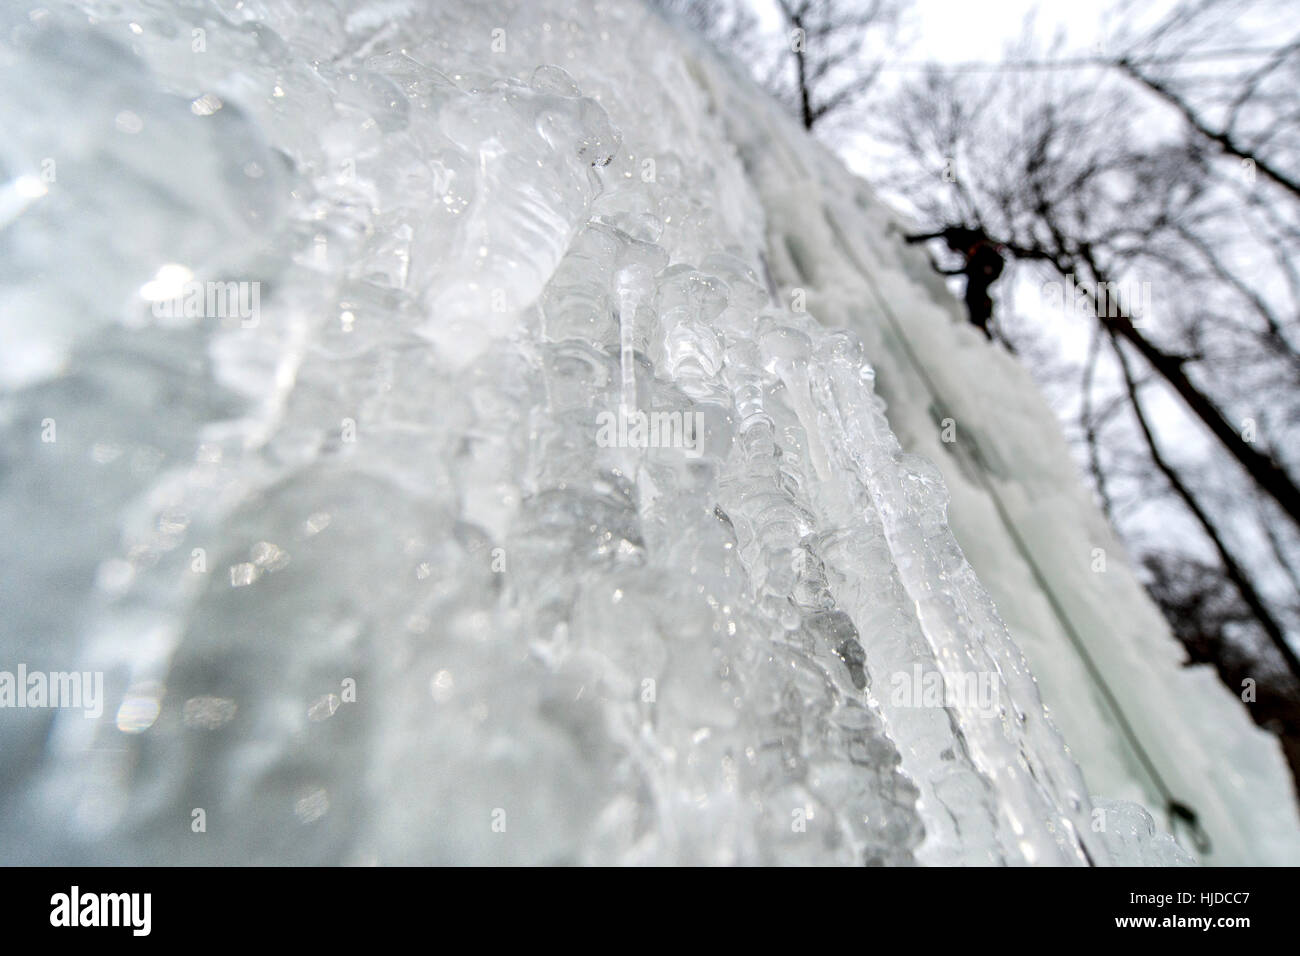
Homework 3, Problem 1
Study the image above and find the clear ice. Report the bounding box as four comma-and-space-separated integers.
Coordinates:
0, 0, 1286, 865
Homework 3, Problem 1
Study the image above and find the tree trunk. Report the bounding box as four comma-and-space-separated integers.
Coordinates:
792, 17, 814, 130
1072, 245, 1300, 532
1112, 332, 1300, 681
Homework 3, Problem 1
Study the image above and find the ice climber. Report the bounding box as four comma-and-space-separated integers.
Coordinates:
906, 225, 1007, 340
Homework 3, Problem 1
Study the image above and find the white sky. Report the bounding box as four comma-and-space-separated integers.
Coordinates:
904, 0, 1108, 61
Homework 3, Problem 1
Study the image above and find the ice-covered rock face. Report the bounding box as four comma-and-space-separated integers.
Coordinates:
0, 0, 1193, 864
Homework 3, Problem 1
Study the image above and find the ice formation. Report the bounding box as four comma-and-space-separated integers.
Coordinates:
0, 0, 1296, 865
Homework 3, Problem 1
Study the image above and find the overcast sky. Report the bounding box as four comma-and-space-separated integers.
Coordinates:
907, 0, 1106, 61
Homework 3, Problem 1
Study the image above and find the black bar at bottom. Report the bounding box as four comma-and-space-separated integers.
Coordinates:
2, 865, 1287, 942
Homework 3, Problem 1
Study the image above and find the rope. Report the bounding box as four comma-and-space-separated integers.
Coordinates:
872, 46, 1286, 74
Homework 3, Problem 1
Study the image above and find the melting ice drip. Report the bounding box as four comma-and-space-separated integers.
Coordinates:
0, 0, 1192, 864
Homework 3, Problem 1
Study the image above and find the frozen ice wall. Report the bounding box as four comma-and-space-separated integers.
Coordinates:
0, 0, 1293, 864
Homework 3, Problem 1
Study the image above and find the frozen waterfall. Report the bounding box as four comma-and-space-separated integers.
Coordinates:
0, 0, 1296, 865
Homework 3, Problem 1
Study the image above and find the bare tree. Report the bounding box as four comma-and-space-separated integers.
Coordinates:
773, 0, 905, 131
1113, 0, 1300, 200
649, 0, 904, 134
870, 6, 1300, 699
1112, 331, 1300, 677
1145, 550, 1300, 794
